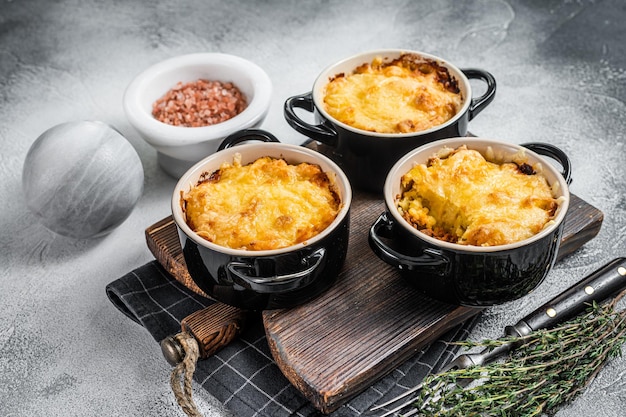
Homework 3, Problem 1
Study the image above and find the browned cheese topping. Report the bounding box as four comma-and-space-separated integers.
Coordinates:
183, 155, 341, 250
152, 79, 247, 127
323, 54, 463, 133
396, 146, 559, 246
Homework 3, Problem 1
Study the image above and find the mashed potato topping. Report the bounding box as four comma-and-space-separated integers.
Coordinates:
323, 54, 463, 134
397, 146, 559, 246
183, 154, 341, 250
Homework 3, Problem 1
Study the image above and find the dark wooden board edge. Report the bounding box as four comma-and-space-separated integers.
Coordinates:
145, 216, 211, 299
558, 193, 604, 259
264, 303, 480, 413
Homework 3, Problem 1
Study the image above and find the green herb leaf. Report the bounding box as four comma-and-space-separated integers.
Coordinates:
414, 296, 626, 417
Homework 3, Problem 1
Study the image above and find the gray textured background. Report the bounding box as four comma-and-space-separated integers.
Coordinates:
1, 1, 625, 416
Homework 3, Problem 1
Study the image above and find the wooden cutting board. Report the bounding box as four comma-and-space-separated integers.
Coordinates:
261, 192, 602, 413
146, 191, 603, 413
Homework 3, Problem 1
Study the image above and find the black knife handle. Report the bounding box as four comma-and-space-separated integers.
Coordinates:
506, 257, 626, 338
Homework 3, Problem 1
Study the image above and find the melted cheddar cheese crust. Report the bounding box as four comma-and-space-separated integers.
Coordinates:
323, 54, 463, 134
397, 146, 558, 246
183, 155, 341, 250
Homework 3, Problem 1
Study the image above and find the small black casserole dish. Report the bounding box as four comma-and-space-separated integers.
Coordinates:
369, 137, 572, 306
284, 49, 496, 193
172, 129, 352, 310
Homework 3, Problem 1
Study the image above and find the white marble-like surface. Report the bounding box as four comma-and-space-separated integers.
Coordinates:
1, 1, 625, 416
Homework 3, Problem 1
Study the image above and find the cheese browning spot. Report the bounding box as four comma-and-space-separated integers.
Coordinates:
323, 54, 463, 134
183, 156, 341, 250
396, 146, 559, 246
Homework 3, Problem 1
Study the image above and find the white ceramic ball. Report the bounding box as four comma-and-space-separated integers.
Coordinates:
22, 121, 144, 239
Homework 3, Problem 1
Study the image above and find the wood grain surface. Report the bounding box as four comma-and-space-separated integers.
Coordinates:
145, 192, 603, 413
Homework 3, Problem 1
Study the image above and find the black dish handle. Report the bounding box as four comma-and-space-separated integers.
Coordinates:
283, 92, 338, 146
462, 68, 497, 121
522, 142, 573, 185
507, 257, 626, 337
226, 248, 326, 294
218, 128, 280, 151
368, 211, 450, 275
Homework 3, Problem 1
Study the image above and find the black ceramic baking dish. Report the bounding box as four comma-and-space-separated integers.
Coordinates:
369, 137, 572, 306
284, 49, 496, 193
172, 129, 352, 310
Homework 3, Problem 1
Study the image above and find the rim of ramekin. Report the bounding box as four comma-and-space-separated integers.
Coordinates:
383, 137, 571, 252
311, 49, 472, 138
172, 142, 352, 257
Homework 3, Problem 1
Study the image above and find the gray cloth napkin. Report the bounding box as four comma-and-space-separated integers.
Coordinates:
106, 261, 480, 417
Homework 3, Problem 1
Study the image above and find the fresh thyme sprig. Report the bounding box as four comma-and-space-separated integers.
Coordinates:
415, 294, 626, 417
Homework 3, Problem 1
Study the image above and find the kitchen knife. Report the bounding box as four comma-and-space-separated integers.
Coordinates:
371, 257, 626, 416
